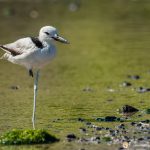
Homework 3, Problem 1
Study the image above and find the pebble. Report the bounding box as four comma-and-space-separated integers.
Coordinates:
127, 75, 140, 80
117, 124, 125, 129
85, 122, 91, 126
130, 122, 136, 126
121, 81, 132, 87
66, 133, 77, 141
137, 87, 150, 93
79, 127, 87, 133
141, 119, 150, 123
119, 105, 139, 116
95, 127, 102, 131
10, 85, 20, 90
82, 87, 93, 92
78, 118, 85, 122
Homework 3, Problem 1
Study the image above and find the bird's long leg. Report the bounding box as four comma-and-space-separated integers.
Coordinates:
32, 70, 40, 129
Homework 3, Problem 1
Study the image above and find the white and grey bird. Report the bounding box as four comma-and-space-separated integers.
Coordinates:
0, 25, 69, 129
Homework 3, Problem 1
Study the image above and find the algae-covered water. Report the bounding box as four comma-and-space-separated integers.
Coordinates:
0, 0, 150, 149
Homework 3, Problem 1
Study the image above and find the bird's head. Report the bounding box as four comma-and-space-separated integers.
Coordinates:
39, 26, 69, 44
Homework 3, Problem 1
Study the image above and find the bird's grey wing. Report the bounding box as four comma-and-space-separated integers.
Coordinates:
0, 37, 37, 56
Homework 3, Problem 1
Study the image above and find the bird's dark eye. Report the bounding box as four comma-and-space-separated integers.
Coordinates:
45, 32, 49, 35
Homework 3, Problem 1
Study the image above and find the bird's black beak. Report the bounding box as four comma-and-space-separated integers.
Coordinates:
52, 34, 69, 44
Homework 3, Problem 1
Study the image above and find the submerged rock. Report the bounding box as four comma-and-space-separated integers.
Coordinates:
66, 133, 77, 142
77, 118, 85, 122
145, 108, 150, 114
121, 81, 132, 87
82, 87, 93, 92
96, 116, 124, 122
137, 87, 150, 93
119, 105, 139, 116
127, 75, 140, 80
10, 85, 20, 90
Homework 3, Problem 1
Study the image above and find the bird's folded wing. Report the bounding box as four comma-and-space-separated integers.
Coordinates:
0, 37, 37, 56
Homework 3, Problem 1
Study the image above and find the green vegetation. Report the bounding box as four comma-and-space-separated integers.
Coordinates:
0, 0, 150, 149
145, 108, 150, 114
102, 137, 112, 142
0, 129, 58, 145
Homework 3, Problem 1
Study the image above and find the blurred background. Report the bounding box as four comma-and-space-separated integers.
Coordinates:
0, 0, 150, 137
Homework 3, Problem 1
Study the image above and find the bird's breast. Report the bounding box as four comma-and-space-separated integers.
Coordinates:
24, 45, 56, 69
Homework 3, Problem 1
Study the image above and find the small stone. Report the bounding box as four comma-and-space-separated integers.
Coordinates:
107, 88, 115, 92
119, 105, 139, 116
121, 81, 132, 87
82, 87, 93, 92
105, 116, 117, 122
105, 127, 110, 130
78, 118, 85, 122
138, 138, 144, 141
127, 75, 140, 80
95, 127, 102, 131
79, 127, 87, 133
117, 124, 125, 129
96, 117, 105, 121
106, 99, 113, 102
130, 122, 136, 126
66, 133, 77, 141
68, 3, 79, 12
136, 123, 142, 127
85, 122, 91, 126
141, 120, 150, 123
145, 109, 150, 114
137, 87, 149, 93
29, 10, 39, 19
90, 136, 100, 144
10, 85, 20, 90
122, 141, 129, 149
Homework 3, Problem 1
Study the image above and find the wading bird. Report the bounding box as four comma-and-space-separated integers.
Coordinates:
0, 26, 69, 129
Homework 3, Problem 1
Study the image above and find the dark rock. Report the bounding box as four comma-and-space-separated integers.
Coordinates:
141, 120, 150, 123
90, 136, 101, 144
137, 87, 150, 93
106, 99, 113, 102
10, 85, 20, 90
95, 127, 102, 131
66, 133, 77, 141
136, 123, 142, 127
96, 117, 105, 121
105, 116, 117, 122
130, 122, 136, 126
79, 127, 87, 133
117, 123, 125, 129
85, 122, 91, 126
138, 138, 144, 141
78, 118, 85, 122
78, 137, 88, 142
145, 109, 150, 114
121, 81, 132, 87
146, 136, 150, 140
105, 127, 110, 130
119, 105, 139, 116
127, 75, 140, 80
82, 87, 93, 92
115, 130, 120, 134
